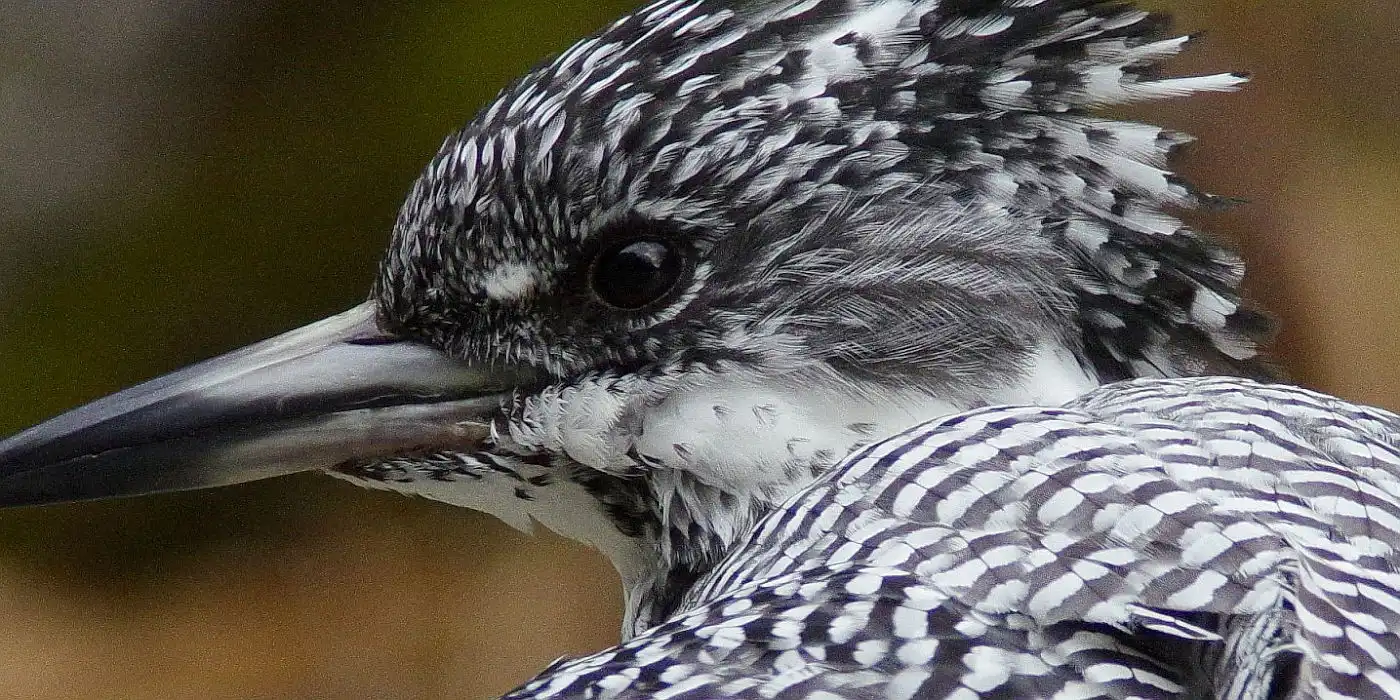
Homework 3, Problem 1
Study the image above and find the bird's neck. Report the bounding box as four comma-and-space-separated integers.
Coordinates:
618, 342, 1100, 635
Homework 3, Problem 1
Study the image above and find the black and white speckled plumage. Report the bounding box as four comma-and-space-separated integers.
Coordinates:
508, 377, 1400, 699
343, 1, 1400, 697
4, 0, 1395, 698
376, 0, 1269, 387
356, 0, 1294, 637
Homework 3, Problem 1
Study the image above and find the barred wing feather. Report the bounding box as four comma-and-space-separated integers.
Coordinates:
509, 377, 1400, 699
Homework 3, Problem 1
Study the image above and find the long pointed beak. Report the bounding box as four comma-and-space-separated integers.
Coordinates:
0, 302, 531, 507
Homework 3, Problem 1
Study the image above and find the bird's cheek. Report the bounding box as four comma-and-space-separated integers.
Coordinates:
560, 429, 636, 473
502, 381, 641, 473
629, 381, 838, 495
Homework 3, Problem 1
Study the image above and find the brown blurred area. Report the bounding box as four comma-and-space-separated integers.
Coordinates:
0, 1, 1396, 698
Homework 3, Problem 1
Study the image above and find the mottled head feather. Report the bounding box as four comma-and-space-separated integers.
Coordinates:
377, 0, 1270, 386
365, 0, 1275, 631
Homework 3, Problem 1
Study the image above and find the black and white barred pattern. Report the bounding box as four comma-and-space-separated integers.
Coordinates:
379, 0, 1271, 385
367, 0, 1289, 625
506, 378, 1400, 699
0, 2, 1386, 697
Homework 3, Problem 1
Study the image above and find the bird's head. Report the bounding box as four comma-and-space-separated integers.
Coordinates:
0, 0, 1271, 630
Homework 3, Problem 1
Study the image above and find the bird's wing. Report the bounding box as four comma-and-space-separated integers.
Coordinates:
505, 377, 1400, 699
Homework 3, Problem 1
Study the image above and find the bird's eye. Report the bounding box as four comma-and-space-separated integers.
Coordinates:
590, 239, 686, 310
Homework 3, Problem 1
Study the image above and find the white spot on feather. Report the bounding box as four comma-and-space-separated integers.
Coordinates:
797, 0, 913, 98
1190, 287, 1237, 329
481, 262, 539, 301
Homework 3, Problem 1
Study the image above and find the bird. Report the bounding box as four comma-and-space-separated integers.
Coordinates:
1, 0, 1398, 698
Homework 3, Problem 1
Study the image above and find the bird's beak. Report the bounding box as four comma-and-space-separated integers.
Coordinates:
0, 302, 530, 508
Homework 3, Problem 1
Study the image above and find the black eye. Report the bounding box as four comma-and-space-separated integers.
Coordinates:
590, 239, 686, 310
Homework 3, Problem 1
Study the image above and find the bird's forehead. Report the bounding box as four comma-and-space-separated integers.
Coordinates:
401, 0, 956, 235
375, 0, 1010, 330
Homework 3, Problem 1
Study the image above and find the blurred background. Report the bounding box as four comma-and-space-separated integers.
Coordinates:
0, 1, 1397, 698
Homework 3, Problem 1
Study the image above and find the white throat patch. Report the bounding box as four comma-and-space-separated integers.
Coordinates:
351, 340, 1099, 635
500, 339, 1098, 553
